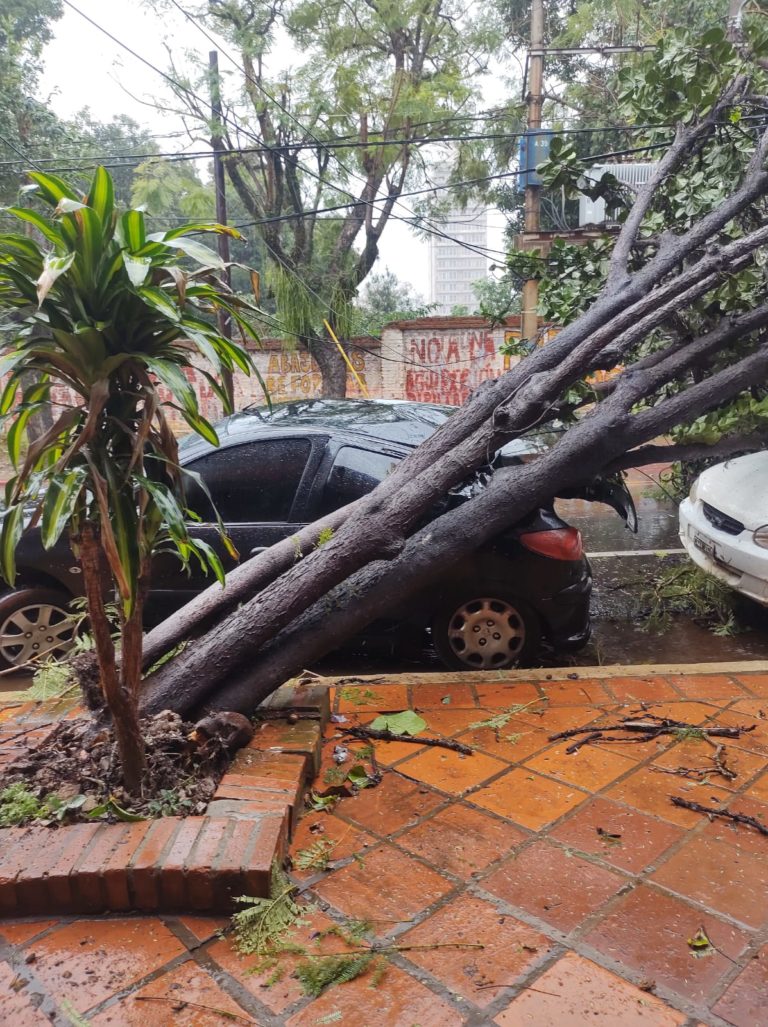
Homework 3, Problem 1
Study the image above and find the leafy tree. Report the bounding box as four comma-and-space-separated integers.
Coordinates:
351, 268, 431, 336
0, 167, 259, 792
0, 0, 63, 203
148, 0, 515, 395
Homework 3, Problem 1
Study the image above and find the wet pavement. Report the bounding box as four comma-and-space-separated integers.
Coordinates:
4, 667, 768, 1026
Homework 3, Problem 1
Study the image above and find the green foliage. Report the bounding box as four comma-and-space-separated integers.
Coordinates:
315, 526, 335, 548
26, 656, 74, 700
0, 782, 46, 826
0, 783, 86, 826
640, 559, 742, 636
351, 269, 433, 336
0, 166, 261, 606
293, 838, 337, 871
232, 863, 301, 956
295, 951, 386, 997
146, 0, 513, 385
145, 789, 195, 818
368, 710, 426, 735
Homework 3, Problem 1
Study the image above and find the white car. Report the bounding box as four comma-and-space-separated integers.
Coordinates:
679, 452, 768, 604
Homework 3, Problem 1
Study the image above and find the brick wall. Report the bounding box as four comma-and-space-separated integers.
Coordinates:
380, 316, 526, 406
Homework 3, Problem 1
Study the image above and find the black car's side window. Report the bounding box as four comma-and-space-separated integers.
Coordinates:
319, 446, 400, 516
184, 439, 311, 522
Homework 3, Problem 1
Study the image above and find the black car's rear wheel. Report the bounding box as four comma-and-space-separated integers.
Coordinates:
0, 589, 76, 670
432, 592, 540, 670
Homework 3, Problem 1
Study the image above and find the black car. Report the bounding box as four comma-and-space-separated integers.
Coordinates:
0, 399, 634, 671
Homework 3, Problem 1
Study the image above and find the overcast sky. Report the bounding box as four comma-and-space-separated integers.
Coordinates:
40, 0, 506, 300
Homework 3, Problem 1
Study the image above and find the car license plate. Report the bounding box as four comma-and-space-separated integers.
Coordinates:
693, 533, 716, 559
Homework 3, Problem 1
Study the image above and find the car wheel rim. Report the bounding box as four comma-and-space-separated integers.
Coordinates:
0, 603, 75, 667
446, 598, 526, 669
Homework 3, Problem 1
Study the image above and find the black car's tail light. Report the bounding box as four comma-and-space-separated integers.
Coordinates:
520, 527, 583, 561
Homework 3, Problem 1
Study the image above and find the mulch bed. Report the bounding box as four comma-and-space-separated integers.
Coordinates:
1, 710, 234, 820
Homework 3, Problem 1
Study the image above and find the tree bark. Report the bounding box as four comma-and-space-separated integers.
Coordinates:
77, 524, 146, 794
311, 332, 349, 398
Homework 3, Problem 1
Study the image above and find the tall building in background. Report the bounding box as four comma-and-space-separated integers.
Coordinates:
428, 171, 489, 313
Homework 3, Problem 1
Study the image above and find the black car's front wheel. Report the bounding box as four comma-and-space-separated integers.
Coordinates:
432, 592, 540, 671
0, 588, 77, 670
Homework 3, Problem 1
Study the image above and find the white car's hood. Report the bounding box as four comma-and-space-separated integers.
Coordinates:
697, 451, 768, 530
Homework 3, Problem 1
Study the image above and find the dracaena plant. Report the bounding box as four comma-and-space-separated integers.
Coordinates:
0, 166, 264, 793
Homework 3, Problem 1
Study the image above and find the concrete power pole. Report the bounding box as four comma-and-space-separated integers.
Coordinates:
521, 0, 545, 344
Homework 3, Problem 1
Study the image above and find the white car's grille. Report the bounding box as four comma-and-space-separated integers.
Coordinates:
702, 502, 744, 536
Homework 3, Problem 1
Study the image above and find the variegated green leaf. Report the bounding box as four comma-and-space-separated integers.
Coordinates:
36, 252, 76, 305
123, 253, 152, 288
26, 171, 80, 207
86, 166, 115, 230
41, 469, 87, 549
0, 504, 26, 584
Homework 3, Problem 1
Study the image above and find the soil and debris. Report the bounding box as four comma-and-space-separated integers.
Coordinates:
0, 709, 251, 822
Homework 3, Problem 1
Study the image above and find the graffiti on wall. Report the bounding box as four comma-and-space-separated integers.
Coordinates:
404, 329, 506, 406
258, 347, 377, 402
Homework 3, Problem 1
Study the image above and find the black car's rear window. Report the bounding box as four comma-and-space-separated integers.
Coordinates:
184, 438, 311, 522
318, 446, 399, 516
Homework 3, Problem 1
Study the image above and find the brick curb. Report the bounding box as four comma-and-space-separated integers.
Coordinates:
0, 682, 328, 917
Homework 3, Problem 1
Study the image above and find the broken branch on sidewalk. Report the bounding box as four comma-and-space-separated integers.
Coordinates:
670, 797, 768, 837
342, 726, 474, 755
550, 714, 755, 750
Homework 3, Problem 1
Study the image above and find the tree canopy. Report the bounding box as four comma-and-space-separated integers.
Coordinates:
148, 0, 519, 394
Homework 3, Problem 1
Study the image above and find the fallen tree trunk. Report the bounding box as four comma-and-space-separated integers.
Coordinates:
139, 77, 768, 719
140, 86, 768, 674
142, 309, 768, 716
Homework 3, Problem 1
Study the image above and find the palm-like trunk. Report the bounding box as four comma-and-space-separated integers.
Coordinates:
77, 523, 146, 794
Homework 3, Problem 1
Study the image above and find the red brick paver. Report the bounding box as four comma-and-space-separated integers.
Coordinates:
4, 665, 768, 1025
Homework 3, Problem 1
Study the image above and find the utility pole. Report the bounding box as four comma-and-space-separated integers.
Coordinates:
520, 0, 545, 345
208, 50, 234, 406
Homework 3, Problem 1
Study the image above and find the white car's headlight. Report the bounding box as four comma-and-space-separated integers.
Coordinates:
689, 479, 700, 504
754, 525, 768, 549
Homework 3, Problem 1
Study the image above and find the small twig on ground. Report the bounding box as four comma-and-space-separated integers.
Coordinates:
550, 715, 754, 747
565, 731, 603, 754
710, 743, 738, 781
134, 996, 257, 1023
342, 726, 474, 755
652, 765, 713, 781
670, 796, 768, 836
475, 983, 561, 996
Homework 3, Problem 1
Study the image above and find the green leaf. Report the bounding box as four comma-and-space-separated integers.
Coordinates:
86, 166, 115, 229
117, 209, 147, 251
0, 504, 26, 583
191, 537, 226, 585
87, 799, 145, 822
181, 409, 219, 446
41, 469, 87, 549
145, 356, 196, 413
135, 476, 188, 540
0, 375, 19, 416
346, 764, 372, 789
159, 236, 225, 268
26, 171, 80, 207
8, 408, 34, 466
368, 710, 427, 735
137, 285, 179, 321
161, 221, 244, 241
2, 208, 64, 249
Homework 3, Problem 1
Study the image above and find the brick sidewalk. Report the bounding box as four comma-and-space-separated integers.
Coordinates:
2, 667, 768, 1025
